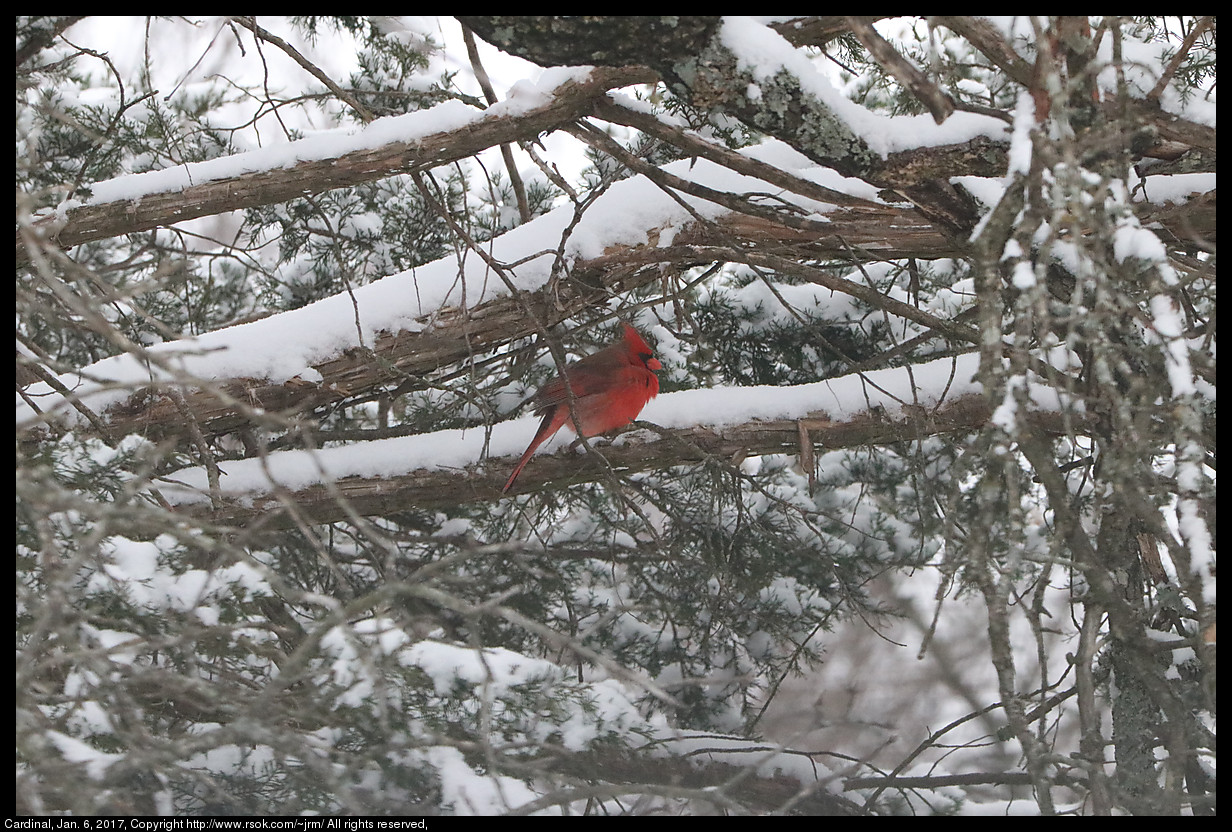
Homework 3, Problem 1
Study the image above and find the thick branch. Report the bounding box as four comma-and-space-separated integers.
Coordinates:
92, 252, 678, 441
546, 748, 865, 816
770, 16, 885, 49
457, 16, 721, 69
844, 17, 954, 124
173, 393, 1089, 530
930, 16, 1035, 86
464, 15, 1215, 242
41, 200, 957, 442
460, 16, 999, 238
36, 176, 1210, 444
15, 65, 655, 266
16, 16, 87, 69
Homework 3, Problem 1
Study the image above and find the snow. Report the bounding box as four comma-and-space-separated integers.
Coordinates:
404, 641, 560, 697
19, 16, 1216, 816
1010, 261, 1037, 289
1134, 172, 1217, 205
718, 17, 1010, 157
1007, 92, 1036, 176
156, 351, 1078, 506
1101, 31, 1218, 127
1149, 295, 1197, 397
1115, 223, 1170, 265
18, 134, 889, 427
989, 374, 1027, 434
46, 731, 125, 780
426, 745, 542, 815
17, 18, 1213, 440
85, 533, 273, 625
38, 69, 584, 212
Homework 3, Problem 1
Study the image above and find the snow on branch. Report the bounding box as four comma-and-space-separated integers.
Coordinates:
15, 65, 655, 267
161, 353, 1088, 529
17, 129, 953, 440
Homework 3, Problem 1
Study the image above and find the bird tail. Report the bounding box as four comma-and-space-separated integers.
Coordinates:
502, 448, 537, 494
502, 410, 558, 494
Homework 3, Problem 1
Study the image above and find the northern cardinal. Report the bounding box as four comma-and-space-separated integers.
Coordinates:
502, 323, 662, 494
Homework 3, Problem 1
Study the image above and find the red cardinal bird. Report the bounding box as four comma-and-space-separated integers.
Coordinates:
503, 323, 662, 493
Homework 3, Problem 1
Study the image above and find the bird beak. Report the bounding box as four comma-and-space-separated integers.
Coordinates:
648, 357, 662, 371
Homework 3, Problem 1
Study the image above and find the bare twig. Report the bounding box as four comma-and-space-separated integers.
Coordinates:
461, 23, 531, 224
233, 16, 376, 123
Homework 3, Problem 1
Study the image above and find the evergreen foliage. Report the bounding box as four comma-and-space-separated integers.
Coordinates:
17, 16, 1215, 816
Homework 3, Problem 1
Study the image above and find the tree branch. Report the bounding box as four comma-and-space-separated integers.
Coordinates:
232, 16, 376, 123
27, 198, 961, 442
169, 392, 1091, 529
844, 17, 954, 124
16, 65, 655, 266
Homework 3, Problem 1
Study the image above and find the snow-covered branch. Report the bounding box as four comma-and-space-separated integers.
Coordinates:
161, 353, 1089, 529
16, 65, 654, 267
17, 135, 958, 439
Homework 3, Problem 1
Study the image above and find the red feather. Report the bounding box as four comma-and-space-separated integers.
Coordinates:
503, 323, 661, 494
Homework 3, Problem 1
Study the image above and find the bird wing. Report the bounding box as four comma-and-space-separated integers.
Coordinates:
530, 349, 627, 411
